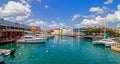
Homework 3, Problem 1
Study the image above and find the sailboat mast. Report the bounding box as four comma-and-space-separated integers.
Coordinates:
104, 16, 106, 39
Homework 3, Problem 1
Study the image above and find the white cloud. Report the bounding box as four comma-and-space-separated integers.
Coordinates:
83, 15, 95, 19
89, 7, 104, 14
117, 5, 120, 11
56, 18, 60, 20
36, 0, 42, 3
117, 23, 120, 27
104, 0, 113, 5
106, 5, 120, 22
80, 16, 105, 27
27, 19, 69, 29
44, 5, 48, 9
77, 4, 120, 28
0, 1, 31, 22
89, 6, 109, 14
72, 14, 80, 21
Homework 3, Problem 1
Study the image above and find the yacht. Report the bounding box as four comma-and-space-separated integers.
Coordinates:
17, 33, 47, 44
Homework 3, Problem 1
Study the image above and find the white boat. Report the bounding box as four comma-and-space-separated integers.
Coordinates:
0, 48, 15, 56
92, 14, 118, 47
93, 39, 117, 47
105, 39, 118, 47
48, 34, 54, 38
17, 33, 47, 44
93, 39, 108, 45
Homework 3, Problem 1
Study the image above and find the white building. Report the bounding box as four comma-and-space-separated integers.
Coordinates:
63, 28, 73, 35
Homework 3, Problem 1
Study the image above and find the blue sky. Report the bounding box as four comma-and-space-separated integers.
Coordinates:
0, 0, 120, 29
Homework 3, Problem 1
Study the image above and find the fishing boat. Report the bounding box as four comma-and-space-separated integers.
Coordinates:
17, 33, 47, 44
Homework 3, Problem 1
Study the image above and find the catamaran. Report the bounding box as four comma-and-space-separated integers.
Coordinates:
93, 16, 117, 47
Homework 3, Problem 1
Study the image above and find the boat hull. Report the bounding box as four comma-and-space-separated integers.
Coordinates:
17, 39, 47, 44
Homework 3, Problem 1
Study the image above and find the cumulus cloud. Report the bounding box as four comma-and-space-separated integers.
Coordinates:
104, 0, 113, 5
117, 23, 120, 27
26, 19, 69, 29
83, 15, 95, 19
36, 0, 42, 3
44, 5, 48, 9
77, 4, 120, 28
72, 14, 80, 21
80, 16, 105, 27
106, 5, 120, 22
0, 1, 31, 22
89, 7, 104, 14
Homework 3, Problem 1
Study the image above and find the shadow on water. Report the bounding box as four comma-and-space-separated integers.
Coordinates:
9, 55, 15, 58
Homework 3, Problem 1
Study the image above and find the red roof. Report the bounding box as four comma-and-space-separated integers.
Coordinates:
54, 28, 60, 30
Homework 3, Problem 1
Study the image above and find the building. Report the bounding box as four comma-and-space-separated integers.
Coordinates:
29, 26, 41, 34
53, 28, 60, 35
0, 19, 30, 43
43, 30, 53, 34
73, 28, 89, 36
62, 28, 73, 35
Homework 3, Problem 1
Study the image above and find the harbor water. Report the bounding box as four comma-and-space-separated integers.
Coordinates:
0, 36, 120, 64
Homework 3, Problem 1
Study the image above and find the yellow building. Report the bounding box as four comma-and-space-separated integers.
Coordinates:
29, 26, 41, 34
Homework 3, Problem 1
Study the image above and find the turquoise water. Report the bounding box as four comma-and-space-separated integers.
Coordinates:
0, 36, 120, 64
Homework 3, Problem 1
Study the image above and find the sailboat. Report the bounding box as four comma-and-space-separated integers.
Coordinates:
93, 16, 117, 47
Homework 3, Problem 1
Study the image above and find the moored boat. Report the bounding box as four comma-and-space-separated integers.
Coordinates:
17, 33, 47, 44
93, 39, 117, 47
0, 48, 15, 56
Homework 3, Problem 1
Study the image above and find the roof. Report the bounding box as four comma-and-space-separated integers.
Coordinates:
0, 20, 29, 29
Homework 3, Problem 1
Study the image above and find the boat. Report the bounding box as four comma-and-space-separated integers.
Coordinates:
93, 39, 117, 47
92, 14, 117, 47
0, 48, 15, 56
93, 39, 107, 45
17, 33, 47, 44
105, 39, 118, 47
48, 34, 54, 38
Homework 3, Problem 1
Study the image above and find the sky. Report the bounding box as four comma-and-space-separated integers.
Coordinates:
0, 0, 120, 29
